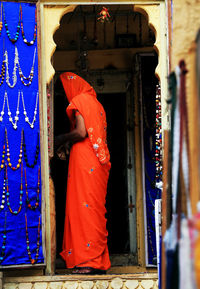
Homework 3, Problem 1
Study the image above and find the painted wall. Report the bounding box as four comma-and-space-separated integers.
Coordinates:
171, 0, 200, 69
171, 0, 200, 214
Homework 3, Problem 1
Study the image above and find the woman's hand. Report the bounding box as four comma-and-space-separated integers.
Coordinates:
56, 142, 70, 160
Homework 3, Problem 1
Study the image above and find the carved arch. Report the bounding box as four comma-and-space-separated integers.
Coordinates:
134, 4, 161, 80
43, 4, 162, 83
43, 5, 77, 84
134, 4, 169, 131
43, 3, 168, 130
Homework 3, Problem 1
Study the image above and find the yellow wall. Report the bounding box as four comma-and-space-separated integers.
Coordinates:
171, 1, 200, 69
171, 0, 200, 214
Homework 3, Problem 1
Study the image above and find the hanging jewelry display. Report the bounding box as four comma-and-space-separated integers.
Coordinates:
0, 57, 5, 87
4, 46, 36, 88
0, 2, 43, 266
25, 214, 41, 264
47, 84, 54, 158
0, 211, 7, 263
18, 47, 36, 86
23, 131, 40, 168
0, 91, 6, 123
20, 5, 37, 46
0, 38, 5, 86
0, 134, 6, 171
25, 166, 40, 210
5, 128, 23, 170
6, 162, 23, 215
4, 46, 18, 88
2, 3, 20, 44
5, 91, 20, 130
0, 3, 3, 37
0, 171, 6, 210
21, 91, 39, 128
155, 84, 162, 186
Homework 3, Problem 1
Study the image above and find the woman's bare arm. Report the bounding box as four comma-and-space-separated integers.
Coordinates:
55, 114, 87, 148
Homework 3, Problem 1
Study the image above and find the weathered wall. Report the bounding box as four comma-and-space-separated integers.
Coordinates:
171, 0, 200, 213
171, 0, 200, 69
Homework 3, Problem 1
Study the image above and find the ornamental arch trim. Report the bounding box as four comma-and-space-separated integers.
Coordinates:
43, 3, 163, 84
43, 5, 77, 84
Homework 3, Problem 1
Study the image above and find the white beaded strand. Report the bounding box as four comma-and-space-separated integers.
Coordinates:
0, 91, 6, 122
0, 178, 6, 210
21, 91, 39, 129
6, 90, 20, 130
4, 46, 36, 88
4, 46, 18, 88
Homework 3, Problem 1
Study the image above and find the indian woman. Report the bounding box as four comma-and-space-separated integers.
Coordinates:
55, 72, 111, 274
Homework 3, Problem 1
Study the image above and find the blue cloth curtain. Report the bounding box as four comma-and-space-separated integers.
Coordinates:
0, 1, 44, 266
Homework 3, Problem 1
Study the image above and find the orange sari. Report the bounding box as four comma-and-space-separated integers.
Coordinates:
60, 72, 111, 270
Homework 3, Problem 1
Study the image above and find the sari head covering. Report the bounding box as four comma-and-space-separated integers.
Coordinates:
60, 72, 111, 166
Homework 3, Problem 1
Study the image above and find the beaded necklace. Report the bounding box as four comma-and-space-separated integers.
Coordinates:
0, 211, 7, 264
23, 131, 40, 168
0, 136, 6, 171
21, 91, 39, 128
25, 166, 40, 210
5, 128, 23, 171
2, 3, 20, 44
5, 90, 20, 130
4, 46, 18, 88
0, 91, 6, 123
155, 85, 162, 184
20, 5, 37, 46
4, 46, 36, 88
25, 213, 41, 264
0, 166, 6, 210
0, 3, 3, 37
5, 162, 23, 215
0, 56, 5, 87
17, 46, 36, 86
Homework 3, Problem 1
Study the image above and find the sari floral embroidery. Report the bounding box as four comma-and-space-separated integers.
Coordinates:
89, 167, 95, 174
83, 202, 89, 208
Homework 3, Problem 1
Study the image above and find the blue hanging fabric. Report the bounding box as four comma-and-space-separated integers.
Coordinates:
0, 2, 44, 266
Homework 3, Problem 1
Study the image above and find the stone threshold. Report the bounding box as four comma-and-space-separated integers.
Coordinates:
4, 273, 158, 283
3, 274, 159, 289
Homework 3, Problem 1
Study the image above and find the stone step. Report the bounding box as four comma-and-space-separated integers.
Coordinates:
3, 275, 158, 289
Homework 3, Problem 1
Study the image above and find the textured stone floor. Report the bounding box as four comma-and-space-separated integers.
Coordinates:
3, 275, 158, 289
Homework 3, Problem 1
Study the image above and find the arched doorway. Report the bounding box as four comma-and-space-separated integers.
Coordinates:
49, 4, 159, 273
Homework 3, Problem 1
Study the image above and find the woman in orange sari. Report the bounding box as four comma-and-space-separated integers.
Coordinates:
55, 72, 111, 274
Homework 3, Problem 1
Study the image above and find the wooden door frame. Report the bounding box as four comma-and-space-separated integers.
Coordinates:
39, 0, 168, 275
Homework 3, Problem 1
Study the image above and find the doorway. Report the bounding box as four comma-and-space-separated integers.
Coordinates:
51, 4, 158, 271
51, 71, 138, 268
